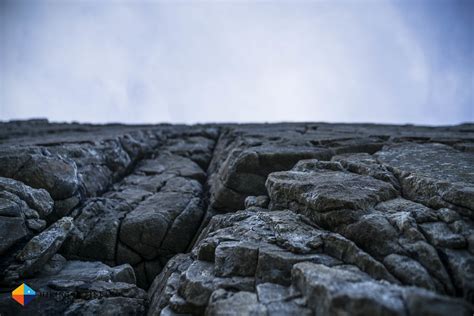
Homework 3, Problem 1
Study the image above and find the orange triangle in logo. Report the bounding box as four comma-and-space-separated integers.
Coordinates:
12, 294, 25, 306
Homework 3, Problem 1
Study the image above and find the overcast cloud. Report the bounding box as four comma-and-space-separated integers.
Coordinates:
0, 0, 472, 124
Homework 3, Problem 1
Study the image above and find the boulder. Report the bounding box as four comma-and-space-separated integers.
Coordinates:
5, 217, 74, 279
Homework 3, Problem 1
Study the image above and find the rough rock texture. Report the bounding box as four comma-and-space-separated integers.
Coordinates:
0, 120, 473, 315
5, 217, 74, 281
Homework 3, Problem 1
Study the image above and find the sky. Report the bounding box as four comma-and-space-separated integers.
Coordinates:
0, 0, 472, 125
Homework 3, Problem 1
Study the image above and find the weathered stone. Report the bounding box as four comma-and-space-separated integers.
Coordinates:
439, 249, 474, 302
342, 213, 401, 258
244, 195, 270, 209
8, 217, 74, 278
256, 282, 292, 304
332, 153, 400, 187
148, 254, 194, 316
375, 197, 438, 224
292, 262, 471, 316
383, 254, 436, 291
399, 239, 455, 294
53, 194, 81, 219
267, 168, 397, 214
0, 216, 28, 256
0, 176, 54, 218
42, 253, 67, 276
256, 283, 313, 315
120, 191, 199, 259
265, 155, 471, 299
26, 218, 47, 232
321, 233, 398, 283
206, 289, 267, 316
437, 208, 462, 223
168, 293, 197, 314
46, 260, 137, 284
116, 242, 142, 266
419, 222, 467, 249
119, 173, 171, 193
214, 241, 259, 277
1, 121, 474, 315
179, 260, 215, 306
375, 143, 474, 211
213, 276, 255, 292
0, 192, 24, 217
210, 144, 333, 210
403, 287, 473, 316
62, 199, 128, 262
137, 153, 206, 183
64, 297, 146, 315
0, 259, 144, 316
159, 197, 205, 256
0, 150, 80, 200
256, 246, 339, 285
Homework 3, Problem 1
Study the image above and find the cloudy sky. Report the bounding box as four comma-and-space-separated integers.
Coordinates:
0, 0, 472, 125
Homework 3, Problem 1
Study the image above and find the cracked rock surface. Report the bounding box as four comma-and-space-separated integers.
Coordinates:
0, 120, 473, 315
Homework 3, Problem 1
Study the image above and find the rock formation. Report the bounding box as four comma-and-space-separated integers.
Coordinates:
0, 119, 473, 315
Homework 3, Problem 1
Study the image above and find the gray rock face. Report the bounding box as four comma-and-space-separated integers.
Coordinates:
4, 217, 74, 280
0, 149, 80, 200
266, 155, 472, 298
293, 262, 471, 316
267, 167, 398, 213
0, 260, 145, 315
209, 145, 333, 211
0, 177, 54, 218
0, 216, 28, 256
61, 140, 211, 288
148, 209, 470, 315
1, 120, 473, 315
0, 178, 54, 255
375, 142, 474, 212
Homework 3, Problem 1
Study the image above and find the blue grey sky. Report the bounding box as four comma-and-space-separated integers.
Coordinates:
0, 0, 472, 124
